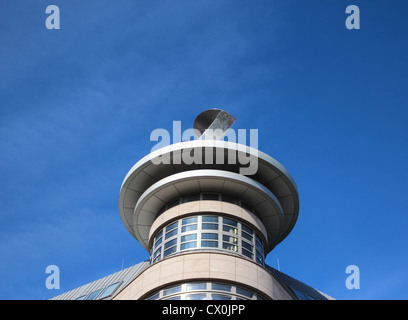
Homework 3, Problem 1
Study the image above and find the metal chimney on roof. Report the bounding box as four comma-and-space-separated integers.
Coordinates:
193, 108, 236, 140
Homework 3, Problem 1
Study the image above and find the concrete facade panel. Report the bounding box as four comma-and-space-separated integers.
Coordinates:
113, 252, 293, 300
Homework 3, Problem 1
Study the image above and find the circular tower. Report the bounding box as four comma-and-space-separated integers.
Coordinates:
117, 109, 299, 300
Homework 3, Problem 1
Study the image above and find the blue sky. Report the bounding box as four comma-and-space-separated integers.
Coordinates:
0, 0, 407, 300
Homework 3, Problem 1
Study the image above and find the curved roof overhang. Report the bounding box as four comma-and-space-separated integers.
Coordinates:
119, 140, 299, 250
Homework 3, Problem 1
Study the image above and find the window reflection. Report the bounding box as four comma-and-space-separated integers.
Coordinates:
146, 281, 263, 300
150, 215, 265, 266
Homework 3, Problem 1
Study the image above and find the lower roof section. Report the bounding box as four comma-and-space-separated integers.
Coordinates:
50, 261, 150, 300
266, 266, 335, 300
50, 260, 333, 300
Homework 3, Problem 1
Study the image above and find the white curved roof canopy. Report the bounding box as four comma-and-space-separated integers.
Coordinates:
119, 140, 299, 251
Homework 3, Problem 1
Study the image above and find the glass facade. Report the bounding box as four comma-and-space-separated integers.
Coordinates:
150, 215, 265, 266
145, 281, 264, 300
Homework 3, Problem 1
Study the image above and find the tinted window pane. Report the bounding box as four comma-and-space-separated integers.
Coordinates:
201, 240, 218, 248
165, 228, 178, 239
212, 294, 232, 300
256, 239, 263, 252
154, 236, 162, 249
153, 247, 161, 259
242, 248, 253, 259
166, 221, 178, 232
164, 246, 177, 257
242, 241, 253, 251
98, 282, 120, 299
164, 238, 177, 249
211, 283, 232, 292
202, 216, 218, 223
202, 233, 218, 240
255, 235, 262, 245
182, 217, 198, 225
86, 288, 103, 300
146, 292, 160, 300
181, 234, 197, 242
180, 241, 197, 250
223, 235, 237, 243
164, 296, 182, 300
185, 283, 207, 291
185, 293, 206, 300
182, 224, 197, 233
202, 223, 218, 230
163, 285, 181, 296
223, 225, 237, 234
236, 287, 254, 298
241, 224, 253, 234
155, 230, 163, 240
291, 287, 310, 300
223, 218, 237, 227
242, 231, 253, 242
222, 243, 238, 252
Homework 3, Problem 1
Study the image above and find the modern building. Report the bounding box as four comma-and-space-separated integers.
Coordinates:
52, 109, 334, 301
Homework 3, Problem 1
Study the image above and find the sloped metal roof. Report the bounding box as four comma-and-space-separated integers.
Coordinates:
50, 260, 150, 300
266, 265, 335, 300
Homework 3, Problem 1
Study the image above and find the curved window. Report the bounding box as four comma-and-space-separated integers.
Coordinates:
150, 215, 265, 266
145, 281, 265, 300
